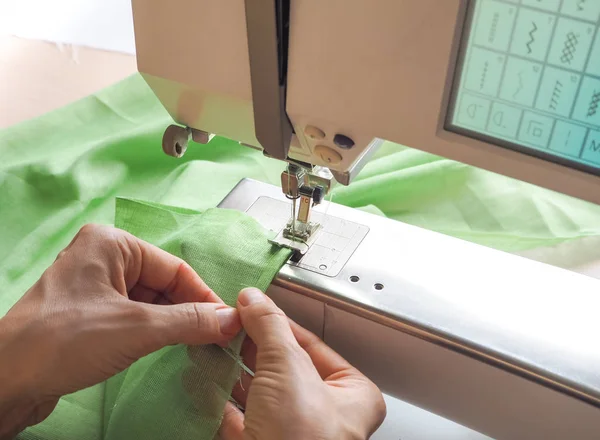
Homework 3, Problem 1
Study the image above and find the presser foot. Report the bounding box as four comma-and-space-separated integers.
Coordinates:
269, 220, 322, 260
272, 162, 330, 259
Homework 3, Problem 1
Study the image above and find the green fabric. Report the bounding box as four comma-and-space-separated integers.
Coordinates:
2, 73, 600, 437
17, 386, 105, 440
21, 198, 291, 439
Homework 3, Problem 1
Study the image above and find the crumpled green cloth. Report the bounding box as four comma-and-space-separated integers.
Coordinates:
2, 73, 600, 437
21, 198, 291, 440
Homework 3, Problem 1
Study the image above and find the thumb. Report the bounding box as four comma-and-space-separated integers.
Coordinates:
218, 401, 245, 440
137, 302, 242, 348
236, 288, 297, 349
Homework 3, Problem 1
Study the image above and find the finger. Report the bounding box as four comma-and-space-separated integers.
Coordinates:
289, 319, 387, 437
236, 288, 297, 350
288, 320, 356, 381
124, 232, 223, 304
136, 301, 242, 348
218, 401, 245, 440
290, 322, 388, 438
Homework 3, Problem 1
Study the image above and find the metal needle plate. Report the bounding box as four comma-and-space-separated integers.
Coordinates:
246, 196, 369, 277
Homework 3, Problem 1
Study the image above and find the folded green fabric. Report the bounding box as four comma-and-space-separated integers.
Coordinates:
105, 198, 291, 439
21, 198, 292, 439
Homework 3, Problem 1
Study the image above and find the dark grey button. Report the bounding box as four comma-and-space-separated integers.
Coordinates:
334, 134, 355, 149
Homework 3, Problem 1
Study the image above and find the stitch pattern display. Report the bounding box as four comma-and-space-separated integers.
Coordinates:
588, 90, 600, 117
549, 81, 563, 110
560, 32, 579, 65
480, 61, 489, 90
456, 0, 600, 166
526, 22, 537, 54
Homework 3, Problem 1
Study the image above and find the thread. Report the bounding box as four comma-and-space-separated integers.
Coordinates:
222, 346, 255, 378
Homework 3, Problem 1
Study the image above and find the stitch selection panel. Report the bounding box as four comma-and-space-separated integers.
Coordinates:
449, 0, 600, 172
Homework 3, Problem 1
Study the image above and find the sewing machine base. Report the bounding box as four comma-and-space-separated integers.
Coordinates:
219, 179, 600, 440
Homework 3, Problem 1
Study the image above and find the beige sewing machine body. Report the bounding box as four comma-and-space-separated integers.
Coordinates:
132, 1, 600, 438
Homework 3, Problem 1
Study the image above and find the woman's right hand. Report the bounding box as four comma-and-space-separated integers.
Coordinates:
219, 288, 387, 440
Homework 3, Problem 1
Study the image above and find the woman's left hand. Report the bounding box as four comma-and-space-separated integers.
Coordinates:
0, 224, 241, 438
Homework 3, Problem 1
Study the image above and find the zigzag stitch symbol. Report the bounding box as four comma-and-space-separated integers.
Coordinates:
526, 21, 537, 54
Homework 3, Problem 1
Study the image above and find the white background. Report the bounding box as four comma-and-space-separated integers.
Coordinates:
0, 0, 136, 54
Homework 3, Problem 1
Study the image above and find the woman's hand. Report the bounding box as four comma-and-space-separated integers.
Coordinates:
0, 224, 242, 438
218, 288, 386, 440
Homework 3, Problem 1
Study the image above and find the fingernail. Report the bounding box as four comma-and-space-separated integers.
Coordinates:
238, 288, 265, 306
216, 308, 241, 335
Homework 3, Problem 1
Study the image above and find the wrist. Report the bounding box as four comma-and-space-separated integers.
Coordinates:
0, 396, 36, 439
0, 316, 43, 438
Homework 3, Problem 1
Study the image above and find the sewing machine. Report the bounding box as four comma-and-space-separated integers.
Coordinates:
132, 1, 600, 438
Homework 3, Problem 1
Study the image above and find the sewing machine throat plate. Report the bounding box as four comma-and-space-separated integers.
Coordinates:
246, 197, 368, 277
